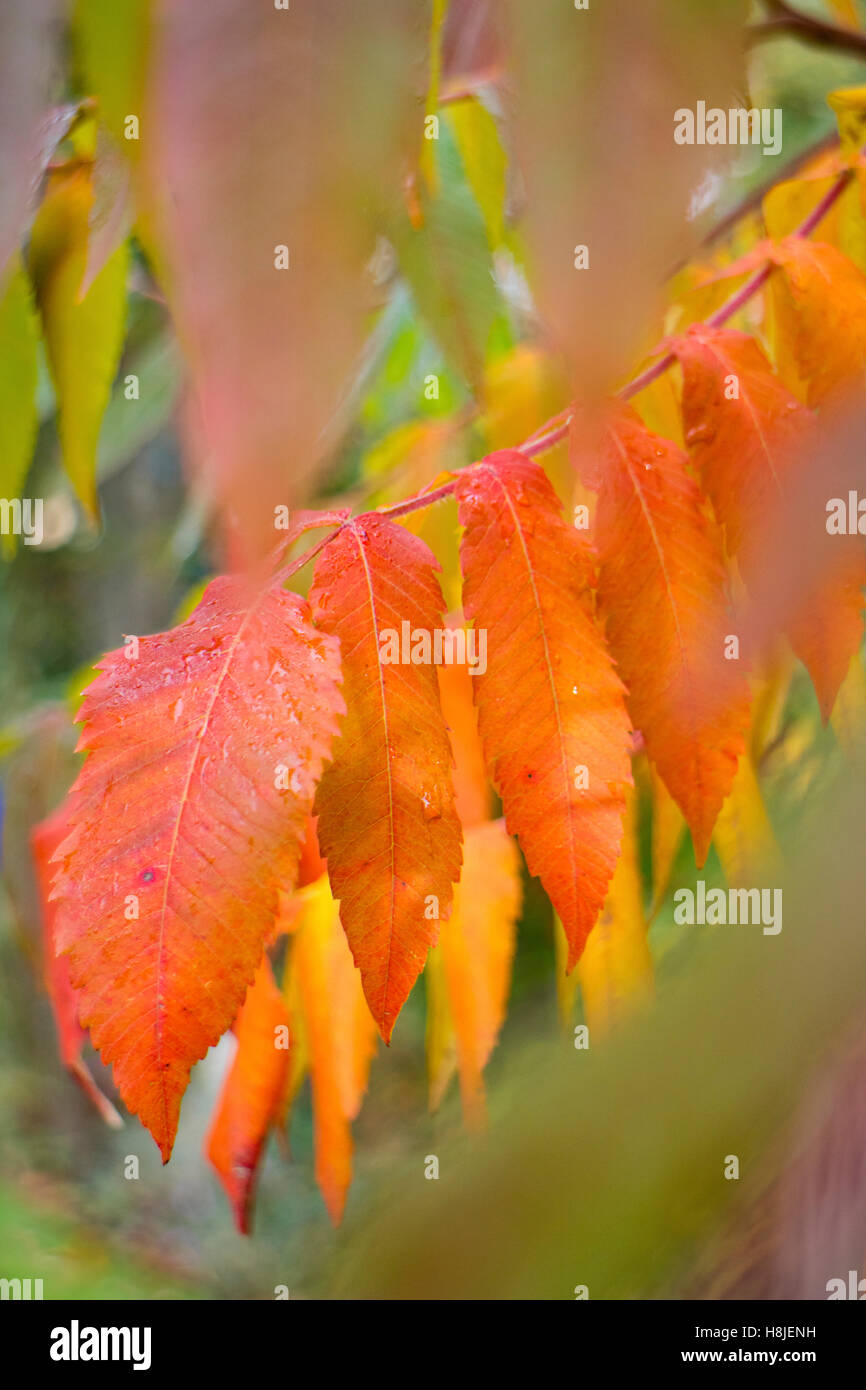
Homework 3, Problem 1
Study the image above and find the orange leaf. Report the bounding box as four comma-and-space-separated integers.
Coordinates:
205, 957, 290, 1234
284, 875, 378, 1223
455, 451, 632, 969
767, 238, 866, 407
436, 819, 521, 1128
437, 648, 491, 830
310, 516, 462, 1042
671, 325, 865, 717
31, 807, 121, 1129
51, 574, 344, 1161
580, 408, 750, 864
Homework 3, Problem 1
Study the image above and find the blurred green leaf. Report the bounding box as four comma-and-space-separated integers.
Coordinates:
29, 164, 128, 517
0, 256, 39, 552
394, 125, 502, 393
446, 99, 507, 249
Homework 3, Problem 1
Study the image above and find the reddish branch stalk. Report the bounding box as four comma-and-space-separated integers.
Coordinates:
285, 150, 854, 569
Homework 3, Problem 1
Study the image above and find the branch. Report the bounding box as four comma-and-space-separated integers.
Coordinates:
748, 0, 866, 58
288, 133, 856, 540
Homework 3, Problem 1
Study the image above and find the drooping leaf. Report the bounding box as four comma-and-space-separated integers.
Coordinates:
437, 651, 492, 829
425, 938, 458, 1112
670, 324, 865, 717
82, 131, 133, 295
51, 574, 344, 1160
74, 0, 152, 153
766, 238, 866, 407
446, 98, 507, 250
456, 450, 632, 968
310, 515, 462, 1041
578, 407, 750, 864
143, 0, 422, 567
0, 256, 40, 540
433, 818, 520, 1128
28, 162, 128, 517
504, 0, 747, 395
206, 956, 291, 1235
394, 120, 502, 394
282, 874, 378, 1224
648, 761, 685, 916
31, 808, 121, 1129
576, 787, 652, 1038
713, 754, 781, 888
0, 0, 60, 268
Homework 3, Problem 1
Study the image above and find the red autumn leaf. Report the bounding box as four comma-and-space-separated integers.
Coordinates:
283, 874, 378, 1224
670, 324, 865, 717
455, 450, 632, 968
206, 956, 290, 1235
309, 515, 462, 1042
31, 807, 121, 1129
580, 408, 750, 864
51, 574, 344, 1161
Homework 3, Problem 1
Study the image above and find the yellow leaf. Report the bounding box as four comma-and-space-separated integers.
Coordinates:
0, 256, 40, 554
831, 650, 866, 758
29, 164, 128, 517
554, 914, 580, 1028
75, 0, 151, 155
446, 98, 507, 249
424, 943, 458, 1112
713, 756, 781, 887
648, 760, 685, 913
480, 344, 568, 453
434, 820, 521, 1129
827, 0, 861, 30
577, 788, 652, 1038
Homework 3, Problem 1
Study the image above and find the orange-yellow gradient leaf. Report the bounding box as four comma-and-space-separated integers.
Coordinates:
436, 819, 521, 1129
31, 808, 121, 1129
671, 324, 865, 718
648, 762, 685, 916
581, 408, 750, 865
577, 788, 652, 1037
51, 575, 344, 1161
206, 957, 290, 1235
437, 653, 492, 830
286, 875, 378, 1224
425, 942, 458, 1112
767, 239, 866, 407
310, 516, 462, 1043
713, 754, 781, 888
456, 451, 632, 969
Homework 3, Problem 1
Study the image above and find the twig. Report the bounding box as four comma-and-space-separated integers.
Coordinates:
748, 0, 866, 57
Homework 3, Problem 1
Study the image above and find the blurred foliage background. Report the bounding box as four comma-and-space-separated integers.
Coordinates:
2, 0, 866, 1299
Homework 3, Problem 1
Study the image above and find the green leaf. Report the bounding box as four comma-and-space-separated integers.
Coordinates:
394, 125, 501, 393
0, 256, 40, 554
29, 164, 129, 517
446, 99, 507, 249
